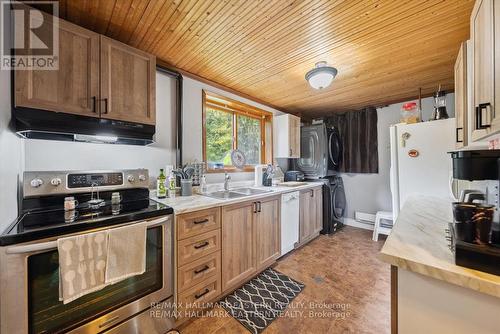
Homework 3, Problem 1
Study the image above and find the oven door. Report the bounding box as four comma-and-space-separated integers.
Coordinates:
0, 215, 173, 334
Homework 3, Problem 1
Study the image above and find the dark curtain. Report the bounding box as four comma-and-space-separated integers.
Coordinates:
327, 107, 378, 174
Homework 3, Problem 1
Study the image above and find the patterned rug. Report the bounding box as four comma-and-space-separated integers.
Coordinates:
220, 268, 305, 334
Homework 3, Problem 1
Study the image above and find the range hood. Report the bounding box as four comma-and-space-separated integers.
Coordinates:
13, 108, 155, 146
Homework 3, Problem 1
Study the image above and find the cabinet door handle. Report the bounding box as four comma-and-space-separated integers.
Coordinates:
310, 190, 314, 197
193, 219, 209, 225
456, 127, 463, 143
257, 201, 261, 212
194, 241, 209, 249
92, 96, 97, 113
194, 288, 210, 299
102, 98, 109, 114
476, 103, 492, 129
289, 148, 293, 156
253, 202, 257, 213
194, 265, 210, 274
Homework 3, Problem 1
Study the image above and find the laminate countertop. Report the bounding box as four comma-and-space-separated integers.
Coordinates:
379, 195, 500, 299
151, 181, 322, 215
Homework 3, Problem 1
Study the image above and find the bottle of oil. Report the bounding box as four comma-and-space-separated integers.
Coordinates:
157, 169, 167, 199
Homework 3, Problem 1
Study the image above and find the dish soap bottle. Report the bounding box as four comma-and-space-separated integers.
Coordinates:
157, 169, 167, 199
200, 175, 208, 193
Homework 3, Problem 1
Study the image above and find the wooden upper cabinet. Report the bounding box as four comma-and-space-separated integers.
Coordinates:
15, 19, 100, 117
470, 0, 499, 141
255, 197, 280, 271
454, 42, 468, 148
100, 36, 156, 125
221, 201, 256, 292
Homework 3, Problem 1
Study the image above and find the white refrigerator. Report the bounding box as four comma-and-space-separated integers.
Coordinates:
390, 118, 456, 220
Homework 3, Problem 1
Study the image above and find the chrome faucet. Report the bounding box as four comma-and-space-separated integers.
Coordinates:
224, 172, 231, 191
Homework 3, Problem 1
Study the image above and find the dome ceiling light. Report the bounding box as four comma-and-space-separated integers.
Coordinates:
305, 61, 338, 90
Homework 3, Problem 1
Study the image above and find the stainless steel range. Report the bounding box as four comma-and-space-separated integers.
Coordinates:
0, 169, 175, 334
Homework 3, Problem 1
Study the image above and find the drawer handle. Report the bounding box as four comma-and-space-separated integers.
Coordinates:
193, 219, 209, 225
194, 288, 210, 299
194, 265, 210, 274
194, 241, 209, 249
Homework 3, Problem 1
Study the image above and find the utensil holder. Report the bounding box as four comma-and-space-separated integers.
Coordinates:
181, 179, 193, 196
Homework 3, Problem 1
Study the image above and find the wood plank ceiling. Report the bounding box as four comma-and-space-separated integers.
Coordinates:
54, 0, 474, 116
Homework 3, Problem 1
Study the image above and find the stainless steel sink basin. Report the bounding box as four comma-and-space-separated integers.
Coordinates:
202, 187, 272, 200
231, 187, 272, 195
202, 191, 248, 200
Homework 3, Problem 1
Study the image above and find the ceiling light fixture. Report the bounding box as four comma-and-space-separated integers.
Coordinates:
305, 61, 338, 90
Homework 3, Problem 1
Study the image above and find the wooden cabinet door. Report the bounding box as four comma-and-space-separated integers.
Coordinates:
15, 19, 99, 117
454, 42, 467, 148
221, 201, 256, 292
471, 0, 496, 141
100, 36, 156, 125
312, 188, 323, 234
256, 197, 280, 271
299, 189, 316, 243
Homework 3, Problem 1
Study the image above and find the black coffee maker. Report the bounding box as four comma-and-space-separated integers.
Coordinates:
449, 149, 500, 275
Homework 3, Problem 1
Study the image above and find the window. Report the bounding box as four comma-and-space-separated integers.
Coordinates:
203, 91, 273, 171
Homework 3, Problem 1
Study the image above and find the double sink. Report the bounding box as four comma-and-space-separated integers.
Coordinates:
202, 187, 272, 200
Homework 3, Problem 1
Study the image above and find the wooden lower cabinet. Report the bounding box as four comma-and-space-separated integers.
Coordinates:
299, 187, 323, 245
255, 197, 281, 271
221, 201, 257, 292
221, 196, 281, 293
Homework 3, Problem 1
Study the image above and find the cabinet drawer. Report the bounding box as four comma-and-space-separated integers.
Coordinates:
178, 251, 221, 292
177, 207, 221, 240
177, 275, 221, 316
178, 229, 220, 266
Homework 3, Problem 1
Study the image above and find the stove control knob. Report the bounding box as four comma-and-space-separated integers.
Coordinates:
138, 174, 146, 182
30, 178, 44, 188
127, 175, 136, 183
50, 178, 62, 186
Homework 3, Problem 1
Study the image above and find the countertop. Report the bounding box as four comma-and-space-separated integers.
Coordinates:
379, 195, 500, 299
151, 181, 322, 214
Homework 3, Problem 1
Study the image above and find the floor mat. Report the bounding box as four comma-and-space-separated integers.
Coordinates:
220, 268, 305, 334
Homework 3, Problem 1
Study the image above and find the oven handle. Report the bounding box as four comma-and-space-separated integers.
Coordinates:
5, 215, 171, 255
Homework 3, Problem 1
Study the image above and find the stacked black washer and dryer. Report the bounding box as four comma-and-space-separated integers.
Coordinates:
295, 123, 346, 234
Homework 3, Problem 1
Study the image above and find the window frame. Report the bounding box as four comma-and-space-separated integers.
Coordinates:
202, 90, 273, 173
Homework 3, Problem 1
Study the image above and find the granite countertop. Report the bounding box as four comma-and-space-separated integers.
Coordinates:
151, 181, 322, 214
379, 195, 500, 299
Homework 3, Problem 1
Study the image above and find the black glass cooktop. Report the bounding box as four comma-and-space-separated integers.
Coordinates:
0, 189, 173, 246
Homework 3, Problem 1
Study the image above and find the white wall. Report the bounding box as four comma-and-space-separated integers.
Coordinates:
0, 11, 24, 232
182, 76, 284, 183
24, 72, 178, 188
342, 94, 455, 218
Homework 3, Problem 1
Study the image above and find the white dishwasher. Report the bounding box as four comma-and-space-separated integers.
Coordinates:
281, 191, 300, 256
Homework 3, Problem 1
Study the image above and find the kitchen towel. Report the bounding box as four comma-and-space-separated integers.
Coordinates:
105, 222, 147, 284
58, 230, 109, 304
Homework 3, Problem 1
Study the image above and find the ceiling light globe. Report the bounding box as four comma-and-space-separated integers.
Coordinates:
305, 62, 338, 90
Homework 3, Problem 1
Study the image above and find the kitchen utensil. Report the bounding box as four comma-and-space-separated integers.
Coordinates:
181, 179, 193, 196
183, 166, 195, 179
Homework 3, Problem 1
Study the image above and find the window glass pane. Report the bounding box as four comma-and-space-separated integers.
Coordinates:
205, 108, 233, 166
237, 115, 261, 165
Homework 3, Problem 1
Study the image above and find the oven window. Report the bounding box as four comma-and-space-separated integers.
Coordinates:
28, 227, 163, 334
